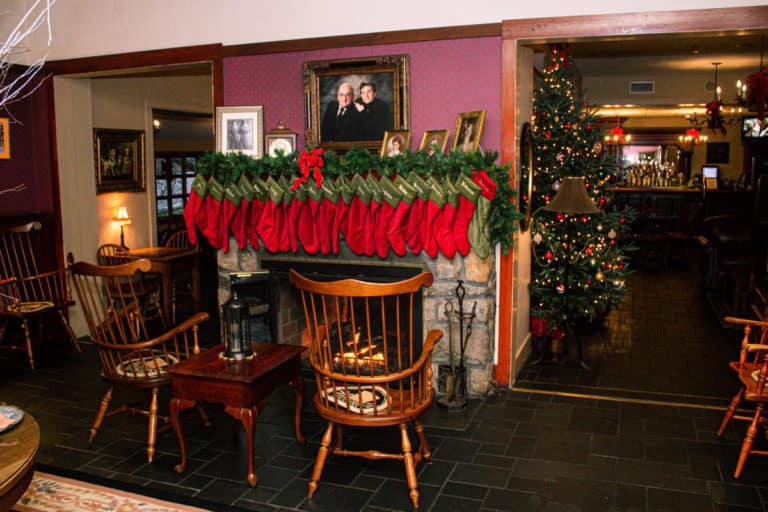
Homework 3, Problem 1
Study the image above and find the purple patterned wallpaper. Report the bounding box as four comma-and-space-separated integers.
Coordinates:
224, 37, 501, 153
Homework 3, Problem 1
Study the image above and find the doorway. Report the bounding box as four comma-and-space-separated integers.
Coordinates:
503, 8, 768, 403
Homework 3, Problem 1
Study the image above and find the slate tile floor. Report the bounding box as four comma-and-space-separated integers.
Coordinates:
516, 250, 740, 405
2, 341, 768, 512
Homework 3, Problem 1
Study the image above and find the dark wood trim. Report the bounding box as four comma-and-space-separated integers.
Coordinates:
223, 23, 501, 57
498, 5, 768, 387
503, 6, 768, 41
45, 44, 223, 76
45, 78, 64, 272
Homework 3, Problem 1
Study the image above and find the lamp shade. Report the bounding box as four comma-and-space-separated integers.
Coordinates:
114, 206, 132, 224
542, 176, 601, 214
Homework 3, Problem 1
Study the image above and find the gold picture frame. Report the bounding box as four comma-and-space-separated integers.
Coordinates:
0, 118, 9, 159
216, 106, 264, 157
304, 55, 410, 152
93, 128, 145, 194
451, 110, 487, 153
380, 130, 411, 157
418, 129, 448, 156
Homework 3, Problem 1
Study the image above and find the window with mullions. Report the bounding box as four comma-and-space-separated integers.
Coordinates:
155, 152, 202, 244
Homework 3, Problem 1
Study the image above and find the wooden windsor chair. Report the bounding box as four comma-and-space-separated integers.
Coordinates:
0, 277, 33, 367
67, 254, 209, 462
0, 221, 80, 368
289, 269, 443, 508
718, 315, 768, 478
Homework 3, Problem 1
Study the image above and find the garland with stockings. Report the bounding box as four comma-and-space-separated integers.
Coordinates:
183, 147, 520, 259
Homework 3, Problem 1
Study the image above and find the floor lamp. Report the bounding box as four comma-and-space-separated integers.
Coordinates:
542, 176, 601, 369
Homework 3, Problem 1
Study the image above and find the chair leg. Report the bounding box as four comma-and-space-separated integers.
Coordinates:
333, 424, 343, 450
735, 404, 764, 478
90, 386, 113, 442
20, 319, 33, 369
400, 423, 419, 509
147, 387, 159, 463
58, 310, 82, 352
308, 421, 334, 499
719, 387, 745, 436
414, 420, 431, 462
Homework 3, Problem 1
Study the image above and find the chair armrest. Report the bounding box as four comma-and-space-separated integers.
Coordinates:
15, 267, 71, 304
96, 311, 209, 353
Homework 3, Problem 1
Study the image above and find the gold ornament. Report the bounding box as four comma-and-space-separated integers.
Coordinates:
595, 272, 605, 282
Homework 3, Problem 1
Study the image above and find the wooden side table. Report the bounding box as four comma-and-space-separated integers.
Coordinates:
0, 413, 39, 512
169, 342, 306, 486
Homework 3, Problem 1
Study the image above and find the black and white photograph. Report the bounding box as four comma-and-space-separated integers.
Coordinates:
216, 106, 264, 157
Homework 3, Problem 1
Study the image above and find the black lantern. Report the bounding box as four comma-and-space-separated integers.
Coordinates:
223, 275, 254, 360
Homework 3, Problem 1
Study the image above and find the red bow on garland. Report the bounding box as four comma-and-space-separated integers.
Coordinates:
706, 99, 726, 134
291, 148, 324, 190
746, 67, 768, 122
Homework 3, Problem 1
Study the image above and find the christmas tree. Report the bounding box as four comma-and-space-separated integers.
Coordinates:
528, 45, 635, 329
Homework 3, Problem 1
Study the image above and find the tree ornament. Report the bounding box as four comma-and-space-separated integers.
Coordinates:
554, 115, 560, 123
580, 216, 589, 223
585, 246, 593, 255
598, 197, 606, 206
619, 217, 626, 224
607, 229, 617, 239
545, 250, 554, 260
589, 258, 596, 266
616, 263, 624, 269
544, 130, 552, 139
552, 181, 561, 191
555, 212, 565, 221
556, 283, 566, 294
595, 272, 605, 282
557, 153, 565, 162
609, 240, 616, 246
592, 142, 602, 153
533, 232, 543, 244
564, 123, 572, 129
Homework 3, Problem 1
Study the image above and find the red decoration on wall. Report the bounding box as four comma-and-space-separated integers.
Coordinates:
291, 148, 324, 190
746, 67, 768, 121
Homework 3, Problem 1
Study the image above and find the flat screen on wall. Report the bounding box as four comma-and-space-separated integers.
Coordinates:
742, 117, 768, 139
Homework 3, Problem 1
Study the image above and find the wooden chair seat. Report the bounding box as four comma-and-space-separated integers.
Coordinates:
290, 269, 442, 508
729, 361, 768, 402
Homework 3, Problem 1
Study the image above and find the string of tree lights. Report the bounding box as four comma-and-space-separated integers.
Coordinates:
529, 45, 636, 335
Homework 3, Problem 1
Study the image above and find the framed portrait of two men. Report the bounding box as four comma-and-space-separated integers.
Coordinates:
304, 54, 410, 152
216, 106, 264, 157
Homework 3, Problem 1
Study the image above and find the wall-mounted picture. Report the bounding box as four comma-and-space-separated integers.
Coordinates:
380, 130, 411, 157
452, 110, 487, 153
304, 55, 410, 152
216, 106, 264, 157
0, 118, 9, 159
706, 141, 729, 164
265, 122, 297, 158
93, 128, 145, 194
418, 129, 448, 156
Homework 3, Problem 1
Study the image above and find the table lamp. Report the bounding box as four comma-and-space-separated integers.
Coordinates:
114, 206, 132, 247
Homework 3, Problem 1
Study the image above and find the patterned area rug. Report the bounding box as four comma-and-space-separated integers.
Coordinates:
15, 471, 209, 512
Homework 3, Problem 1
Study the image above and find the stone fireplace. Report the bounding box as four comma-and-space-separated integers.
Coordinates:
217, 244, 497, 396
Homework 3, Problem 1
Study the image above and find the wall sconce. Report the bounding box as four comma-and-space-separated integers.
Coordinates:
114, 206, 132, 247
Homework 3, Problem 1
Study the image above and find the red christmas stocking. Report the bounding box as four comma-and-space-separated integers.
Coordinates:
453, 174, 481, 257
404, 173, 430, 254
197, 176, 225, 249
386, 175, 415, 257
422, 178, 446, 258
298, 186, 323, 254
286, 182, 307, 253
333, 177, 353, 254
183, 173, 208, 246
256, 177, 284, 253
318, 179, 339, 255
340, 175, 369, 255
277, 176, 293, 253
247, 178, 267, 251
219, 180, 243, 254
434, 179, 458, 258
230, 174, 253, 251
375, 178, 401, 258
365, 175, 382, 257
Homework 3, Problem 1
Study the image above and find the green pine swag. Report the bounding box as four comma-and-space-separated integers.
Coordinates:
195, 148, 522, 254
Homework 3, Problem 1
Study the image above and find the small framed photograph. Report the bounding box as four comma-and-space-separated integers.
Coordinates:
216, 106, 264, 157
265, 122, 297, 158
706, 142, 729, 164
0, 118, 9, 159
418, 129, 448, 156
93, 128, 146, 194
380, 130, 411, 157
451, 110, 487, 153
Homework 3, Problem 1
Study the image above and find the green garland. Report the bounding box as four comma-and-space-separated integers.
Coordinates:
196, 147, 522, 254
